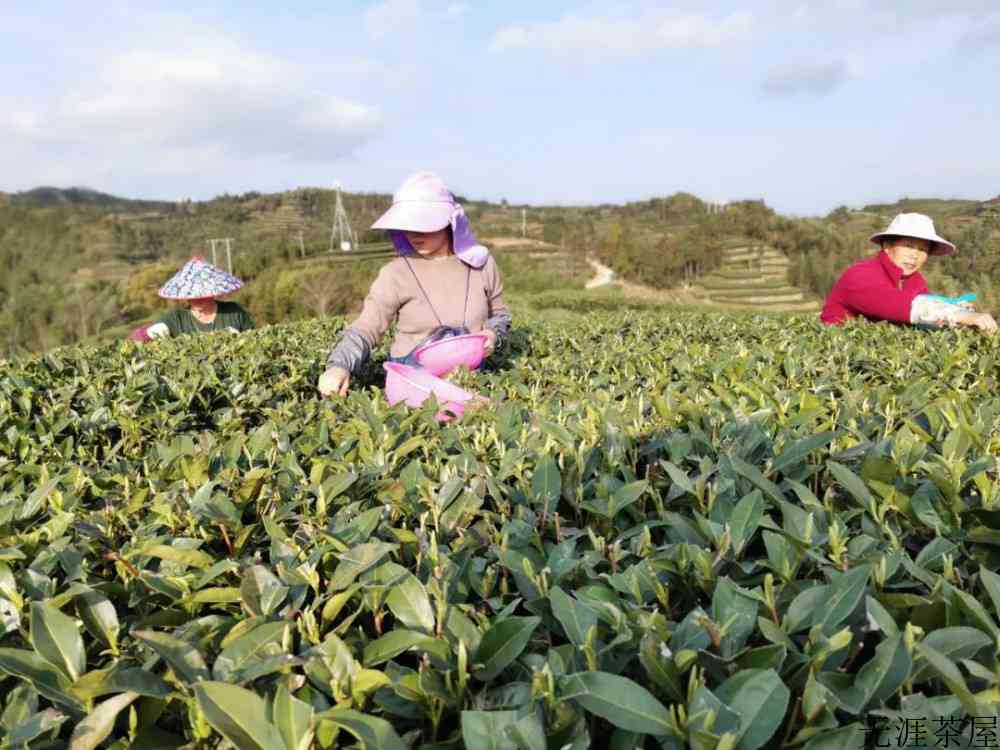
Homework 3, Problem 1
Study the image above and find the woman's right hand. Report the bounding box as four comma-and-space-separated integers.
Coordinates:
956, 311, 998, 334
318, 367, 351, 397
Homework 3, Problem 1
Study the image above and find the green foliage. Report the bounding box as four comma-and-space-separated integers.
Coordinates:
2, 309, 1000, 747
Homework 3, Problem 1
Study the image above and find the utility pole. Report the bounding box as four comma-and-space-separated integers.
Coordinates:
521, 208, 526, 238
207, 238, 234, 272
298, 231, 306, 259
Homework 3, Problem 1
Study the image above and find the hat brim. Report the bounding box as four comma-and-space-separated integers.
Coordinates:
371, 201, 452, 233
158, 291, 237, 301
869, 232, 956, 256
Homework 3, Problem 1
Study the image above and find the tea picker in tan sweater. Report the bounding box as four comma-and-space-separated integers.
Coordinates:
318, 172, 512, 397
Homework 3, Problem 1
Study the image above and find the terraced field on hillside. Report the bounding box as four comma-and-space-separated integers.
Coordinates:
690, 245, 821, 313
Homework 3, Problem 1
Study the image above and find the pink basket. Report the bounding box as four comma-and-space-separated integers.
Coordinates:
383, 362, 486, 422
413, 333, 488, 377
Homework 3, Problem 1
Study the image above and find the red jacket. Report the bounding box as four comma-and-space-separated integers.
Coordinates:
820, 251, 929, 325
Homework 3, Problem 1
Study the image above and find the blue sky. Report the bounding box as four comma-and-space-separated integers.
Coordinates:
1, 0, 999, 215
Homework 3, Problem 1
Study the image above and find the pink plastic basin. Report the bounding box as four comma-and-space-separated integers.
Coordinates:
413, 333, 488, 377
383, 362, 486, 421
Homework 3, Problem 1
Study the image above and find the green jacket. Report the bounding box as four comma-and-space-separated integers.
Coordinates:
156, 301, 255, 337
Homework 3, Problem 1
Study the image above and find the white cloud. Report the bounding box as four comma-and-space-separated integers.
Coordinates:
2, 34, 381, 171
760, 60, 850, 97
446, 2, 468, 16
490, 9, 754, 56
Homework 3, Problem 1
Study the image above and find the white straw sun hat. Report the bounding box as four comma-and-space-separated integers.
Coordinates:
870, 213, 956, 256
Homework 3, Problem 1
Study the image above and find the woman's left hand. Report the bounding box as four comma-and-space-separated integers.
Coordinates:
482, 328, 497, 356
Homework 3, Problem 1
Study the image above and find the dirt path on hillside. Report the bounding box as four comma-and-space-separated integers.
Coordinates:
584, 256, 696, 302
585, 258, 616, 289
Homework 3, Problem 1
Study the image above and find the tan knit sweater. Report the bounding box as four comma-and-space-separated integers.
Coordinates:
326, 253, 511, 371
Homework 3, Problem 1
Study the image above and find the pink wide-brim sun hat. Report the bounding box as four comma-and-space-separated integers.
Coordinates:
870, 212, 956, 257
371, 172, 489, 269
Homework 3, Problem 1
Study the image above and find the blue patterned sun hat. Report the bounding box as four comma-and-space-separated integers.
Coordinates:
158, 257, 243, 300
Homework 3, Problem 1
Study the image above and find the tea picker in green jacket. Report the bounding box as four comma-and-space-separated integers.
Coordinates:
140, 257, 255, 340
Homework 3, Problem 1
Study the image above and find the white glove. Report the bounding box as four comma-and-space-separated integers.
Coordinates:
147, 322, 171, 339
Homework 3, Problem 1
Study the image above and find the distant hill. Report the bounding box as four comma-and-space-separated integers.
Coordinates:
861, 197, 981, 218
7, 186, 175, 211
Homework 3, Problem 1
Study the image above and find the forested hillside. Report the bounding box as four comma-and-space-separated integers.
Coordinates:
1, 186, 997, 356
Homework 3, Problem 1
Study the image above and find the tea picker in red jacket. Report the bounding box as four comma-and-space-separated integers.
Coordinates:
820, 213, 997, 333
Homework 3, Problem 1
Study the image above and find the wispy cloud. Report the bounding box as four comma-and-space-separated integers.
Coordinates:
760, 60, 849, 97
1, 31, 381, 185
490, 9, 754, 56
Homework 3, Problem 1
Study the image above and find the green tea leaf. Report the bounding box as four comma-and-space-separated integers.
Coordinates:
475, 616, 540, 681
715, 668, 790, 750
30, 601, 86, 682
460, 710, 521, 750
550, 587, 597, 648
270, 684, 314, 750
317, 708, 407, 750
560, 671, 671, 736
194, 681, 286, 750
134, 630, 210, 684
385, 575, 435, 634
68, 691, 139, 750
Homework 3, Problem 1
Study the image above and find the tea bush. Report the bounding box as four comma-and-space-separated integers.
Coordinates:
1, 309, 1000, 749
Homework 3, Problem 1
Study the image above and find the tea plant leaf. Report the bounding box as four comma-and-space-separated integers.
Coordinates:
141, 544, 215, 569
329, 542, 397, 591
385, 575, 435, 634
134, 630, 210, 684
270, 684, 314, 750
826, 461, 875, 510
316, 708, 407, 750
30, 601, 86, 682
609, 480, 648, 516
772, 431, 838, 475
6, 708, 68, 748
531, 455, 561, 511
912, 627, 991, 684
213, 621, 288, 683
68, 691, 139, 750
979, 567, 1000, 618
240, 565, 288, 617
74, 589, 120, 653
852, 633, 910, 707
638, 635, 685, 704
460, 710, 521, 750
194, 681, 286, 750
363, 629, 449, 667
728, 455, 785, 504
815, 565, 870, 635
549, 587, 597, 647
476, 616, 541, 681
0, 648, 84, 712
715, 668, 790, 750
914, 643, 981, 716
560, 671, 671, 736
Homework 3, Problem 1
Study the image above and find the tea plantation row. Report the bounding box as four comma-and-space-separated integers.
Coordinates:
1, 309, 1000, 749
